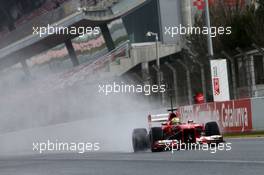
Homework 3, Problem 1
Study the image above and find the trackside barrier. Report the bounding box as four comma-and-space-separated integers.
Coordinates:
251, 97, 264, 131
178, 98, 253, 133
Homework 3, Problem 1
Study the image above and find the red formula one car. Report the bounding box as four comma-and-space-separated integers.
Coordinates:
132, 109, 224, 152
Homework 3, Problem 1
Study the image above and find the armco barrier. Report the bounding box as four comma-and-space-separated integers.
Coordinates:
178, 99, 253, 133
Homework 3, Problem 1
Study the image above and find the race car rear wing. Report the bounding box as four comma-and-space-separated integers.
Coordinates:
148, 114, 168, 123
148, 114, 168, 128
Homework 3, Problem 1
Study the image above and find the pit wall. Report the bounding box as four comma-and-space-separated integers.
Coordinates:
178, 97, 264, 133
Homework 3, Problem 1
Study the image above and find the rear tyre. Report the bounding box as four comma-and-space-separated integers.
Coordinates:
149, 127, 163, 152
132, 128, 148, 152
205, 121, 220, 136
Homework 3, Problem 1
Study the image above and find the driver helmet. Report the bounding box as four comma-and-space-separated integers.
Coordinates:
171, 117, 180, 125
187, 120, 194, 124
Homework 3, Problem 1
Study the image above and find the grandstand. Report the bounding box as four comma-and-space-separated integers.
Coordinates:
0, 0, 263, 106
0, 0, 263, 133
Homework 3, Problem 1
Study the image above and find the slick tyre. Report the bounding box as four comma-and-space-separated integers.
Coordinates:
205, 121, 220, 136
149, 127, 163, 152
132, 128, 148, 152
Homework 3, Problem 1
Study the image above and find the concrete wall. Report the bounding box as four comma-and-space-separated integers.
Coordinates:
158, 0, 182, 44
0, 99, 163, 156
0, 119, 133, 156
130, 42, 182, 64
251, 97, 264, 131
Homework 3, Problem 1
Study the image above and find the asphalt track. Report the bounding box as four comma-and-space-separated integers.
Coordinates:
0, 138, 263, 175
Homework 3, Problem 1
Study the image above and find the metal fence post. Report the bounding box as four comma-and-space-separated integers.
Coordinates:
236, 47, 253, 97
189, 57, 207, 102
152, 65, 165, 106
221, 51, 237, 99
177, 60, 192, 105
252, 44, 264, 84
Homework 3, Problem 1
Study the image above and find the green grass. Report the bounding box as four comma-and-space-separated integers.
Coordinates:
224, 131, 264, 138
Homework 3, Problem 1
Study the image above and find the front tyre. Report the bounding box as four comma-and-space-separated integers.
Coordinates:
205, 121, 221, 136
132, 128, 148, 152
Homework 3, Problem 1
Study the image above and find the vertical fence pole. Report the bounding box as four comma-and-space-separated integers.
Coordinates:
222, 51, 238, 99
177, 60, 192, 105
165, 62, 178, 106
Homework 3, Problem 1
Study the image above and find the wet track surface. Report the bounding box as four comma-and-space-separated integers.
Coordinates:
0, 138, 264, 175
